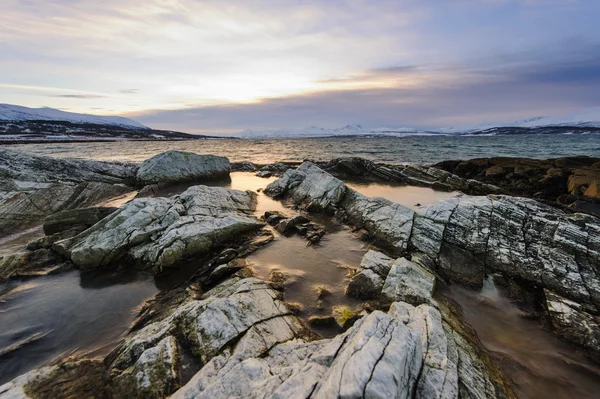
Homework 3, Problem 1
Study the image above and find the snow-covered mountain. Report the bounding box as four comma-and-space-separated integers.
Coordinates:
0, 104, 148, 130
239, 107, 600, 138
240, 124, 368, 139
439, 107, 600, 134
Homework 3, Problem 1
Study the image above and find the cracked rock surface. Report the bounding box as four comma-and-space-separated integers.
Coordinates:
266, 162, 600, 360
0, 148, 137, 237
54, 185, 262, 271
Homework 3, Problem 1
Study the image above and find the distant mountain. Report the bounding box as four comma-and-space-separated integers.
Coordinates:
0, 104, 148, 129
0, 104, 225, 142
238, 107, 600, 138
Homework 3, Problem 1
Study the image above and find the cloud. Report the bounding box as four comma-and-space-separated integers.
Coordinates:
119, 89, 138, 94
49, 94, 107, 99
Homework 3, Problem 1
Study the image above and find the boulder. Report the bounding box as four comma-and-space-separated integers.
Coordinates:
43, 207, 117, 235
585, 180, 600, 198
275, 215, 309, 234
136, 151, 230, 185
346, 250, 394, 299
54, 186, 262, 272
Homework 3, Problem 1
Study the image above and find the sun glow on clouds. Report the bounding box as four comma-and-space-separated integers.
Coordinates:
1, 0, 599, 130
0, 0, 420, 115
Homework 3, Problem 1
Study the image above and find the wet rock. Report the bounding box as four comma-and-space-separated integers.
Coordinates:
136, 151, 230, 185
0, 360, 106, 399
315, 285, 331, 299
332, 305, 360, 329
275, 215, 309, 234
307, 315, 337, 327
43, 206, 117, 235
135, 182, 174, 198
259, 162, 291, 176
207, 258, 248, 283
231, 161, 258, 172
110, 336, 181, 399
346, 250, 394, 299
107, 277, 300, 398
262, 211, 286, 226
0, 248, 71, 281
255, 170, 272, 178
54, 186, 262, 272
545, 290, 600, 362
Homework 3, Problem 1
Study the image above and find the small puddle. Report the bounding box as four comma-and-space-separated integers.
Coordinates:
444, 279, 600, 399
346, 181, 460, 210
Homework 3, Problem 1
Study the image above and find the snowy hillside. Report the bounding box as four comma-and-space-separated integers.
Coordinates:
0, 104, 148, 129
240, 124, 368, 138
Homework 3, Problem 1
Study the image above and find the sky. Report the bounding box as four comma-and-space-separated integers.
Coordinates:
1, 0, 599, 134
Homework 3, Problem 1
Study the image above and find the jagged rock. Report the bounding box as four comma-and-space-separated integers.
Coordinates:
43, 206, 117, 235
231, 161, 258, 172
256, 170, 272, 178
275, 215, 310, 234
0, 248, 71, 281
545, 290, 600, 362
0, 148, 138, 185
207, 258, 248, 283
346, 250, 393, 299
308, 315, 337, 327
109, 336, 181, 399
0, 181, 131, 238
54, 186, 262, 271
0, 360, 105, 399
172, 300, 512, 399
136, 151, 230, 185
381, 258, 436, 307
266, 162, 415, 253
107, 277, 301, 398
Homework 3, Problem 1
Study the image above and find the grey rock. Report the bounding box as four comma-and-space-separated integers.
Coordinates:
43, 206, 117, 235
54, 186, 261, 271
545, 290, 600, 362
255, 170, 272, 178
381, 257, 436, 307
346, 250, 393, 299
136, 151, 230, 184
275, 215, 310, 234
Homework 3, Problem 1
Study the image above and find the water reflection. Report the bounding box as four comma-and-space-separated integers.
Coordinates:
444, 281, 600, 399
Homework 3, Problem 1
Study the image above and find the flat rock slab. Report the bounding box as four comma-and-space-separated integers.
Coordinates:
54, 185, 262, 271
137, 151, 230, 184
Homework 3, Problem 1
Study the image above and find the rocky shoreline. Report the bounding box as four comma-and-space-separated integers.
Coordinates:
1, 148, 599, 398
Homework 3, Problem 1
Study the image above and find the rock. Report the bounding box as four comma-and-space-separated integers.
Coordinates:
107, 277, 302, 398
0, 360, 106, 399
332, 305, 360, 329
263, 211, 287, 226
255, 170, 272, 178
266, 162, 414, 253
381, 257, 436, 306
259, 163, 291, 175
136, 151, 230, 185
172, 299, 512, 399
109, 336, 181, 399
207, 259, 248, 283
308, 315, 337, 327
275, 215, 310, 234
545, 290, 600, 362
0, 181, 131, 238
0, 148, 137, 185
315, 285, 331, 299
485, 165, 505, 177
43, 206, 117, 235
346, 250, 394, 299
231, 161, 258, 172
54, 186, 262, 272
585, 180, 600, 198
0, 248, 71, 281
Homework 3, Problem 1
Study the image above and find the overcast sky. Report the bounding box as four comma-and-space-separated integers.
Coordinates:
1, 0, 599, 133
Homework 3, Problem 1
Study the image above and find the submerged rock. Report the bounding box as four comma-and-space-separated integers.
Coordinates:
136, 151, 230, 184
54, 186, 262, 272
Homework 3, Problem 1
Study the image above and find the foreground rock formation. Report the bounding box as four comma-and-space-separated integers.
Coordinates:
55, 186, 262, 272
0, 148, 136, 237
266, 162, 600, 361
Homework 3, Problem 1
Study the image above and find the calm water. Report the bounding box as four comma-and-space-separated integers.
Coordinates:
7, 134, 600, 164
